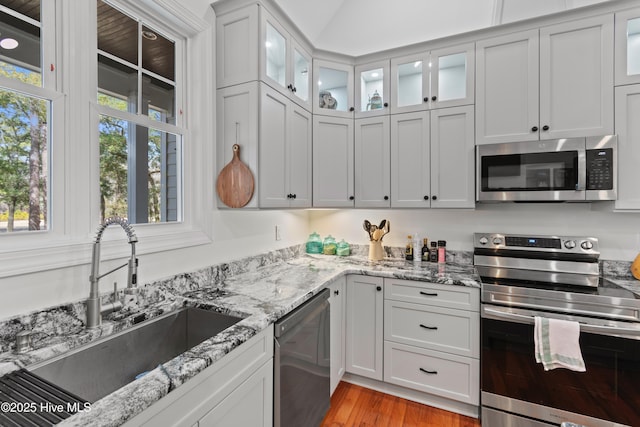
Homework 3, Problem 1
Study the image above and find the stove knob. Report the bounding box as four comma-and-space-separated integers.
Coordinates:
492, 237, 502, 245
564, 240, 576, 249
479, 236, 489, 245
581, 240, 594, 250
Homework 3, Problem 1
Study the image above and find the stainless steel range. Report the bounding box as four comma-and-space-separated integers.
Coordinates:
474, 233, 640, 427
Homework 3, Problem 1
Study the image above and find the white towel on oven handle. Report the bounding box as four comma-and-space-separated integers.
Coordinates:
534, 316, 586, 372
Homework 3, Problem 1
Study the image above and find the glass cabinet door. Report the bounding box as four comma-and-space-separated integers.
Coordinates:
430, 43, 475, 109
313, 59, 354, 118
391, 53, 429, 114
292, 42, 311, 107
264, 20, 287, 89
615, 8, 640, 85
355, 60, 389, 117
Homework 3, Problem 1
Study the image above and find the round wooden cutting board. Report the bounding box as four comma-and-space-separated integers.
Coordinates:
216, 144, 254, 208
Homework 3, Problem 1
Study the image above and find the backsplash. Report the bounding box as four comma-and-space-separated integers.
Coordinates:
0, 243, 633, 358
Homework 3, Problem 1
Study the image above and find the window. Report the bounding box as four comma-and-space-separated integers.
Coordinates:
0, 0, 54, 233
96, 0, 183, 224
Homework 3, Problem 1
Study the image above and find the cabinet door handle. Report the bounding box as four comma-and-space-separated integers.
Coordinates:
286, 194, 292, 199
334, 290, 339, 296
542, 125, 550, 131
287, 84, 293, 90
384, 195, 389, 200
349, 107, 355, 112
419, 291, 438, 297
419, 368, 438, 375
292, 194, 296, 199
423, 97, 429, 103
292, 86, 297, 93
349, 196, 355, 200
419, 324, 438, 330
431, 96, 437, 101
376, 286, 382, 291
424, 195, 429, 200
531, 126, 538, 132
383, 102, 389, 107
431, 195, 437, 200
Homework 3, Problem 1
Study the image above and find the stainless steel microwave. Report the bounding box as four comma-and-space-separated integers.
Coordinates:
476, 135, 617, 202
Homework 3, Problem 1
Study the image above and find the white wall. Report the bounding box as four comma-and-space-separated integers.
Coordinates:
308, 204, 640, 262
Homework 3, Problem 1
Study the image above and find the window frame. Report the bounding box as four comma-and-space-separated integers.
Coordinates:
0, 0, 212, 279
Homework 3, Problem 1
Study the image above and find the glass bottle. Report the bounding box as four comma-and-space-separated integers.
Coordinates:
336, 239, 350, 256
305, 232, 323, 254
421, 238, 430, 261
405, 235, 414, 261
437, 240, 447, 263
323, 235, 337, 255
429, 241, 438, 262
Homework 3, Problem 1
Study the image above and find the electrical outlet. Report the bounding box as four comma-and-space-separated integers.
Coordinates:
275, 225, 281, 241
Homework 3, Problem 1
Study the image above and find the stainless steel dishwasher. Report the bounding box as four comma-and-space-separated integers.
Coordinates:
274, 288, 330, 427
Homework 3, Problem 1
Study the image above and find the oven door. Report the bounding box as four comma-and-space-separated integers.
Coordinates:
477, 138, 586, 202
481, 305, 640, 427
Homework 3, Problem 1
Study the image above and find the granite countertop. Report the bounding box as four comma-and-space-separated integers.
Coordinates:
0, 248, 480, 427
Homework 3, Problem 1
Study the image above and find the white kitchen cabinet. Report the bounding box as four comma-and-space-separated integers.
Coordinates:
429, 106, 475, 208
614, 84, 640, 210
124, 327, 274, 427
329, 277, 346, 395
390, 111, 430, 208
261, 9, 312, 111
615, 7, 640, 86
259, 84, 312, 208
355, 60, 390, 118
354, 116, 391, 208
346, 275, 384, 381
476, 15, 613, 144
216, 82, 259, 209
390, 107, 474, 208
390, 43, 475, 115
215, 5, 259, 89
313, 115, 355, 207
313, 59, 355, 118
383, 278, 479, 406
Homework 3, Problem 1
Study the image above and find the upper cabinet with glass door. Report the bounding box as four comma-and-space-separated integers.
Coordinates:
261, 10, 312, 111
313, 59, 355, 118
390, 43, 475, 114
615, 8, 640, 85
355, 60, 390, 118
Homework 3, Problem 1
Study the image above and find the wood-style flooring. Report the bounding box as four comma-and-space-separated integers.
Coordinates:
321, 382, 481, 427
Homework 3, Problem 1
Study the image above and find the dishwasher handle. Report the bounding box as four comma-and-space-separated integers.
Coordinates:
274, 288, 330, 338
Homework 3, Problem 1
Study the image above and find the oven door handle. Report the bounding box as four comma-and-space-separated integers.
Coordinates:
483, 307, 640, 338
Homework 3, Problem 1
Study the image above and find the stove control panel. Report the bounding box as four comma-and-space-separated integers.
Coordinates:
474, 233, 599, 255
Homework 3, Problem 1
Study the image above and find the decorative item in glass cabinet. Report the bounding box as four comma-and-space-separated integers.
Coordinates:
367, 90, 383, 110
319, 90, 338, 109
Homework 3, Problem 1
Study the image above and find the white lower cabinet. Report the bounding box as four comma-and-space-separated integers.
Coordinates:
383, 278, 479, 406
123, 327, 273, 427
345, 275, 384, 381
329, 276, 346, 395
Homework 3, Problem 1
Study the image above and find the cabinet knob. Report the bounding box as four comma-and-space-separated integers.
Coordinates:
432, 195, 437, 200
542, 125, 550, 131
423, 97, 429, 102
286, 194, 292, 199
349, 196, 355, 200
431, 96, 437, 101
531, 126, 538, 132
349, 107, 355, 112
424, 195, 429, 200
384, 195, 389, 200
287, 84, 293, 90
292, 86, 297, 93
334, 290, 339, 296
376, 286, 382, 291
383, 102, 389, 107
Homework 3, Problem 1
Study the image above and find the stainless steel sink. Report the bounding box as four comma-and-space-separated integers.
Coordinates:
28, 307, 243, 402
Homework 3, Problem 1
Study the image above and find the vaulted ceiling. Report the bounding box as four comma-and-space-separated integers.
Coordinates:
272, 0, 612, 56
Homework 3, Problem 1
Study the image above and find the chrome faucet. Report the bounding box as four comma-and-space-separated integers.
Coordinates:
86, 217, 138, 329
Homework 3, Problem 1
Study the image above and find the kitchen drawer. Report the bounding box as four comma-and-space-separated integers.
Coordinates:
383, 341, 479, 405
384, 300, 479, 358
384, 278, 479, 311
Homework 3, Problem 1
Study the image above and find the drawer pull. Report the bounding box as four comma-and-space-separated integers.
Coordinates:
419, 324, 438, 330
419, 291, 438, 297
419, 368, 438, 375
